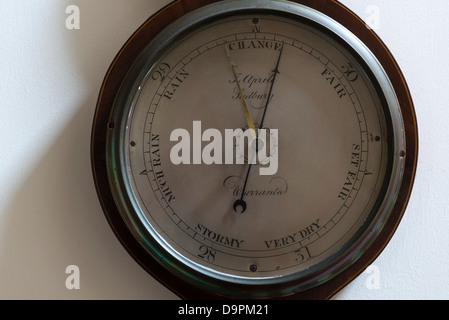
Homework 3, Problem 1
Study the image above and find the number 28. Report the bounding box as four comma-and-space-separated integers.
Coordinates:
198, 245, 216, 262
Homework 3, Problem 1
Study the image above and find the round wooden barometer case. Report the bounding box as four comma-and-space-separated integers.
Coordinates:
91, 0, 418, 299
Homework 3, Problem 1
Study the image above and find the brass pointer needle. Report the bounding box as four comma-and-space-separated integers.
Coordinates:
225, 45, 257, 138
231, 41, 285, 214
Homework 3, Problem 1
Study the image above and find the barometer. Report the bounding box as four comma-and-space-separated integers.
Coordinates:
91, 0, 418, 299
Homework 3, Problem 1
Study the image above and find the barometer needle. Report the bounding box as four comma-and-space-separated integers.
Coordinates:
225, 45, 257, 138
259, 41, 284, 130
232, 42, 285, 214
233, 163, 253, 214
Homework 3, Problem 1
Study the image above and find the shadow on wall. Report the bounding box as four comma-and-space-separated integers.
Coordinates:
0, 0, 176, 299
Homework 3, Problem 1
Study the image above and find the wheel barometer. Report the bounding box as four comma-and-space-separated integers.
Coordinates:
91, 0, 418, 299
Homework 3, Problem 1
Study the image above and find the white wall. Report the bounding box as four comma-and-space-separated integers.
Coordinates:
0, 0, 447, 300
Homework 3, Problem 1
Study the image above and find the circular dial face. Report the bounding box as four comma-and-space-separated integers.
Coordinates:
107, 2, 405, 297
